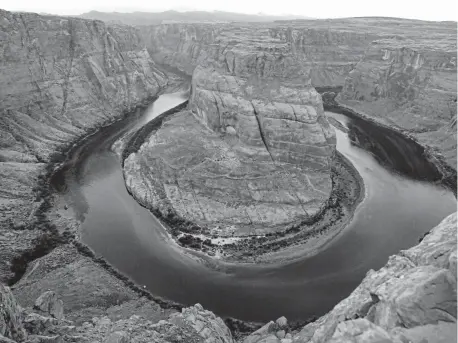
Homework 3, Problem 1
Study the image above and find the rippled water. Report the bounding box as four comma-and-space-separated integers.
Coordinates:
52, 93, 456, 322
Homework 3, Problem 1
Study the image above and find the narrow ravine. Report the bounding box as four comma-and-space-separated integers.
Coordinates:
51, 93, 456, 323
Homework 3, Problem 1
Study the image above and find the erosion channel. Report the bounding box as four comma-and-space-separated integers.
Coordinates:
50, 92, 456, 323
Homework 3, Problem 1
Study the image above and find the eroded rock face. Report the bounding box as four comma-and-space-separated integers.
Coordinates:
124, 48, 336, 238
34, 292, 64, 320
1, 285, 234, 343
0, 9, 167, 282
140, 22, 372, 87
338, 38, 457, 167
141, 19, 457, 170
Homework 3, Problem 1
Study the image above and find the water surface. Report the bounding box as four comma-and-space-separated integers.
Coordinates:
52, 94, 456, 322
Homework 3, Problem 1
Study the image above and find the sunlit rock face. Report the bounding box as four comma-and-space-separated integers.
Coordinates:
339, 38, 457, 166
189, 66, 335, 166
0, 9, 166, 281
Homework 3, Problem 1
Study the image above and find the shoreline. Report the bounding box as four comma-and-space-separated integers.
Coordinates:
121, 105, 366, 265
7, 86, 453, 334
320, 90, 457, 196
6, 92, 189, 312
7, 93, 161, 285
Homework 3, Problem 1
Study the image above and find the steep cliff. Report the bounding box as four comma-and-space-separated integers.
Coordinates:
0, 9, 167, 281
139, 22, 373, 87
338, 37, 457, 167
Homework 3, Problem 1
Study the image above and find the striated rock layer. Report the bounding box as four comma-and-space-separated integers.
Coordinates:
125, 64, 336, 235
139, 22, 374, 87
338, 37, 457, 167
0, 9, 166, 280
140, 18, 457, 169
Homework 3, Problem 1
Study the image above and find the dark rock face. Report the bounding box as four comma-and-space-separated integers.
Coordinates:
0, 283, 27, 342
0, 9, 167, 281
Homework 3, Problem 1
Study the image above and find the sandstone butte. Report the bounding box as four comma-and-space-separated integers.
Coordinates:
0, 9, 456, 343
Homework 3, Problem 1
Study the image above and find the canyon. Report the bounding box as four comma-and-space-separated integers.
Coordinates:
0, 8, 456, 343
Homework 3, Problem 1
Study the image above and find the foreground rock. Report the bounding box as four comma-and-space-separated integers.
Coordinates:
1, 284, 233, 343
2, 213, 456, 342
0, 9, 167, 281
241, 212, 457, 343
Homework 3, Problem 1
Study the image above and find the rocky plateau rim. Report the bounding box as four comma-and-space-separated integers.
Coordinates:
7, 85, 456, 335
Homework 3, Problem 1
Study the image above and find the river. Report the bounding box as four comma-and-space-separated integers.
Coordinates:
51, 92, 456, 323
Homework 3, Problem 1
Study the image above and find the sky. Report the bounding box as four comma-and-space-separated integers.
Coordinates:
1, 0, 457, 21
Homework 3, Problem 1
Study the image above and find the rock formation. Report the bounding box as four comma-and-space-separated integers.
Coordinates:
1, 283, 233, 343
139, 22, 373, 87
124, 65, 336, 232
124, 21, 350, 260
0, 9, 167, 281
140, 18, 457, 168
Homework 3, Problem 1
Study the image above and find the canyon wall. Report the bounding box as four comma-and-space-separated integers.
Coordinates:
139, 22, 373, 87
243, 212, 457, 343
0, 9, 167, 281
140, 19, 457, 168
338, 37, 457, 166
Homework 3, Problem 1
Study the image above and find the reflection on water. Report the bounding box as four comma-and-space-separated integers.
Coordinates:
52, 97, 456, 322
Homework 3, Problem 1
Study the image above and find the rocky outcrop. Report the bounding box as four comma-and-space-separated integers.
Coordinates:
242, 212, 458, 343
0, 9, 167, 281
33, 292, 63, 321
1, 284, 233, 343
124, 64, 336, 227
0, 283, 26, 341
124, 18, 347, 261
338, 37, 457, 167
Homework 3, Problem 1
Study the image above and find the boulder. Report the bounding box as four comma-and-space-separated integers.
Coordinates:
0, 283, 27, 341
34, 292, 64, 320
103, 331, 129, 343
